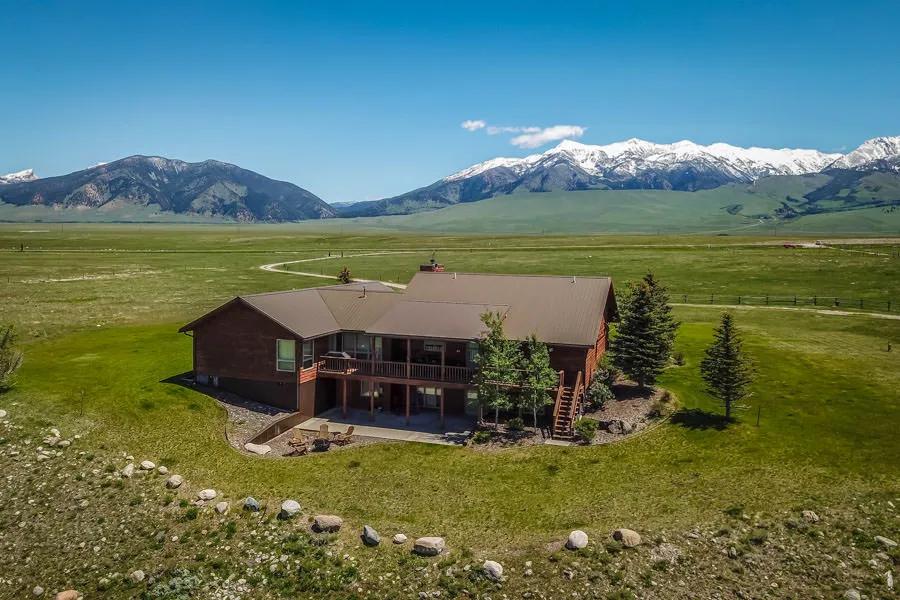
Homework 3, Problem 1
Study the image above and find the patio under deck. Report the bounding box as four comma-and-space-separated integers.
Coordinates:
294, 407, 474, 446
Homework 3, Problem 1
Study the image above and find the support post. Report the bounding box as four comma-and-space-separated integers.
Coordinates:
342, 379, 347, 418
406, 338, 411, 379
440, 342, 445, 382
440, 388, 445, 429
369, 380, 375, 421
405, 384, 410, 425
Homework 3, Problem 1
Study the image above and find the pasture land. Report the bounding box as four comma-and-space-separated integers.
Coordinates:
0, 224, 898, 597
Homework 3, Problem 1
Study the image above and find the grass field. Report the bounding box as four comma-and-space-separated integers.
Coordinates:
1, 224, 898, 598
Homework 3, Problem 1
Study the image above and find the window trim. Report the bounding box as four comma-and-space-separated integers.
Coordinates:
276, 339, 296, 372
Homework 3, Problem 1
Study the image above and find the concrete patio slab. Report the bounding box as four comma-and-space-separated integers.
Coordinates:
295, 408, 474, 446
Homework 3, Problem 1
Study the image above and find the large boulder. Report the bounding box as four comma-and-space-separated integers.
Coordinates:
413, 537, 446, 556
129, 570, 145, 583
312, 514, 343, 533
566, 530, 588, 550
139, 460, 156, 470
875, 535, 897, 548
55, 592, 79, 600
483, 560, 503, 582
215, 501, 229, 514
362, 525, 381, 546
244, 442, 272, 455
120, 463, 135, 478
0, 409, 8, 419
196, 489, 217, 502
243, 497, 261, 512
165, 474, 183, 489
801, 510, 820, 523
612, 528, 642, 547
392, 533, 408, 544
279, 499, 301, 519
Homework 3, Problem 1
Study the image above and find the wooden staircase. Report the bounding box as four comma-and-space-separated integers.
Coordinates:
552, 370, 584, 440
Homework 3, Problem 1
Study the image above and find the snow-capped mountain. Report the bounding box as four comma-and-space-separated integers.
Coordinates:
0, 168, 38, 184
445, 138, 841, 184
828, 136, 900, 170
339, 137, 862, 217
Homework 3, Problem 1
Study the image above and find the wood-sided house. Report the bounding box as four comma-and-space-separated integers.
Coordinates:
179, 272, 617, 438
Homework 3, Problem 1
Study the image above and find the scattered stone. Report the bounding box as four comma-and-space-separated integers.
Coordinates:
244, 442, 272, 455
612, 528, 642, 547
566, 530, 588, 550
157, 465, 168, 475
120, 463, 135, 478
312, 514, 343, 532
279, 499, 301, 519
651, 542, 682, 565
0, 409, 7, 419
728, 546, 739, 559
129, 569, 145, 583
196, 489, 217, 501
57, 440, 71, 448
483, 560, 503, 582
875, 535, 897, 548
843, 589, 861, 600
32, 586, 44, 596
139, 460, 155, 470
215, 501, 229, 514
392, 533, 408, 544
887, 571, 894, 590
165, 474, 183, 489
55, 592, 79, 600
362, 525, 381, 546
50, 428, 60, 438
243, 497, 261, 512
802, 510, 820, 523
413, 536, 446, 556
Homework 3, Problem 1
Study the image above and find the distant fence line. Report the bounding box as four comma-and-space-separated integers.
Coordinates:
673, 293, 898, 314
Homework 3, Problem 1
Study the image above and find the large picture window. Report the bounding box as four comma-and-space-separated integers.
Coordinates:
276, 339, 296, 372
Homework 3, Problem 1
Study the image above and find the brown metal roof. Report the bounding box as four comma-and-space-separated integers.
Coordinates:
401, 272, 615, 346
180, 273, 615, 346
366, 301, 509, 340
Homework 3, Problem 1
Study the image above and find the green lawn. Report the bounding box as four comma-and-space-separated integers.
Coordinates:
2, 226, 898, 554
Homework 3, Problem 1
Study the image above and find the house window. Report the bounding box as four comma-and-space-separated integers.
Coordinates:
424, 340, 444, 353
466, 342, 479, 366
416, 386, 442, 409
302, 340, 314, 369
276, 339, 296, 372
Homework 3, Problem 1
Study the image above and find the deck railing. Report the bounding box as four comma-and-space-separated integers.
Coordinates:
318, 356, 476, 385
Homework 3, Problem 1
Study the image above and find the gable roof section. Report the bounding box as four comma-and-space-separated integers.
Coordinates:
180, 273, 615, 347
367, 301, 509, 341
402, 272, 615, 346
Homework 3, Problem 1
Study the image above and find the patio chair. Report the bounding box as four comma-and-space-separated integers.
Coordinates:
333, 425, 355, 446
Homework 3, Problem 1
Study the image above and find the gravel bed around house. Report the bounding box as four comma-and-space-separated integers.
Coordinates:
583, 382, 669, 444
198, 387, 289, 450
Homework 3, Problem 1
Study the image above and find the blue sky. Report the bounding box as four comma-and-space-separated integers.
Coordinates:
2, 0, 899, 203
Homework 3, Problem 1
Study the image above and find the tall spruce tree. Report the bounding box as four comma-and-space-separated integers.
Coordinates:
474, 311, 522, 427
518, 334, 559, 429
643, 272, 679, 355
700, 312, 753, 419
611, 276, 677, 388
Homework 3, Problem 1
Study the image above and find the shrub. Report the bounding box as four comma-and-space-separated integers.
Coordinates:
0, 324, 24, 391
586, 379, 615, 409
506, 417, 524, 431
337, 266, 352, 284
594, 355, 620, 387
574, 418, 598, 443
471, 430, 491, 444
672, 351, 685, 366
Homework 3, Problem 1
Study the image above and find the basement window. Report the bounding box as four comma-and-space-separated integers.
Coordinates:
276, 339, 296, 372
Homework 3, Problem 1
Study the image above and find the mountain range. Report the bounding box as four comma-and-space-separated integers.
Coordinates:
1, 136, 898, 223
0, 156, 334, 222
338, 136, 900, 217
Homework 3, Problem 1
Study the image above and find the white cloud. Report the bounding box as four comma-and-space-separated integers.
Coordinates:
462, 119, 586, 148
510, 125, 586, 149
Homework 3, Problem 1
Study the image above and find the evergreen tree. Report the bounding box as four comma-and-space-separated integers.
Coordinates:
611, 278, 675, 387
518, 334, 559, 429
643, 272, 679, 356
700, 313, 753, 419
474, 311, 522, 427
